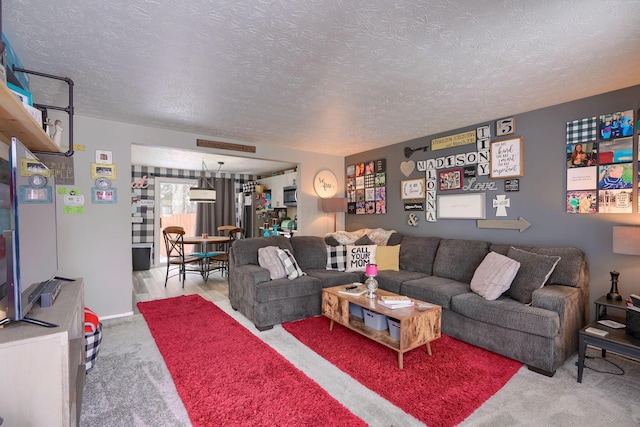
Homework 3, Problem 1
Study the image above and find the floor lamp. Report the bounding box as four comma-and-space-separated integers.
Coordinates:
610, 225, 640, 300
322, 198, 347, 232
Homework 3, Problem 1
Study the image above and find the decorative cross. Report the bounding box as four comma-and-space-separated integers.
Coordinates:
493, 195, 510, 217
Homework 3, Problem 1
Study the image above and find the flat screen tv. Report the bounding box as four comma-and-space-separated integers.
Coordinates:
0, 137, 58, 326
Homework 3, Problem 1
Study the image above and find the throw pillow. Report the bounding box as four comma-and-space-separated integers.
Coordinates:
345, 244, 377, 272
324, 236, 341, 246
277, 248, 306, 279
258, 246, 287, 280
470, 251, 520, 300
375, 245, 400, 271
354, 235, 374, 245
326, 245, 347, 271
507, 247, 561, 304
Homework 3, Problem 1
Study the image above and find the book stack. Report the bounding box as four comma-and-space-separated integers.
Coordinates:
338, 284, 367, 296
378, 295, 413, 309
628, 294, 640, 312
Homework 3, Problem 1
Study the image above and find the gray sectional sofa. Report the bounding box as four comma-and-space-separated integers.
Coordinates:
228, 234, 589, 376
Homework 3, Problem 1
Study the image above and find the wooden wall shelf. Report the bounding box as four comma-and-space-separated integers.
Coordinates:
0, 83, 62, 152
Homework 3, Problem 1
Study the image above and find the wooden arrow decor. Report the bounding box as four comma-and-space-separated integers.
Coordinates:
476, 217, 531, 232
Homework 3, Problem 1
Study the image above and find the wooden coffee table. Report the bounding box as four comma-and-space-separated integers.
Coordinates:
322, 285, 442, 369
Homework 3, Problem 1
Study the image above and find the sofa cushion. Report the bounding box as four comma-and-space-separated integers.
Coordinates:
290, 236, 327, 270
399, 236, 441, 274
277, 248, 306, 279
305, 269, 361, 288
450, 292, 560, 338
326, 245, 347, 271
401, 276, 471, 310
345, 244, 377, 272
258, 246, 287, 280
232, 236, 293, 266
507, 247, 561, 304
375, 245, 400, 271
433, 239, 490, 283
470, 252, 520, 300
376, 270, 428, 294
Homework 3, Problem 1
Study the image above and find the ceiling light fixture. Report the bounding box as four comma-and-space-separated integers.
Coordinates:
189, 161, 223, 203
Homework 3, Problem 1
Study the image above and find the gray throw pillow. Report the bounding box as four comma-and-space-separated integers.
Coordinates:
507, 247, 561, 304
354, 235, 374, 245
324, 236, 341, 246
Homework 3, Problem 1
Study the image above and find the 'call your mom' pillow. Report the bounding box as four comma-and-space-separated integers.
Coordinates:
345, 244, 377, 272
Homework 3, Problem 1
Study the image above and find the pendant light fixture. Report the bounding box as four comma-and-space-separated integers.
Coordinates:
189, 161, 223, 203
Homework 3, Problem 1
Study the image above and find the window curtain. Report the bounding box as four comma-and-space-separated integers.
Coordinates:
195, 177, 236, 235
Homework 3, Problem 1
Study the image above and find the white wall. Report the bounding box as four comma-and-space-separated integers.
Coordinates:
54, 116, 345, 317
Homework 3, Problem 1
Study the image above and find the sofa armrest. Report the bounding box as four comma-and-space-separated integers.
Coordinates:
234, 264, 271, 286
531, 284, 586, 356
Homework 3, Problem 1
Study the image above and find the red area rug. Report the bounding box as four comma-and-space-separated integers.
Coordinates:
283, 316, 522, 427
137, 295, 365, 427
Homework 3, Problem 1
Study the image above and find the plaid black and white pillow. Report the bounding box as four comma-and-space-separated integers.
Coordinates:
85, 322, 103, 372
277, 248, 306, 279
326, 245, 347, 271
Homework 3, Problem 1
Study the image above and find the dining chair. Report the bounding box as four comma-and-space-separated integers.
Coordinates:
162, 226, 202, 288
209, 227, 243, 277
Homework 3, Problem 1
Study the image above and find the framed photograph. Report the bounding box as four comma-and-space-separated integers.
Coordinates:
490, 137, 523, 179
20, 158, 51, 177
599, 110, 634, 140
437, 193, 486, 219
496, 117, 515, 136
401, 178, 426, 200
7, 82, 32, 106
95, 149, 113, 164
92, 187, 118, 204
438, 169, 462, 191
19, 185, 52, 204
91, 163, 117, 180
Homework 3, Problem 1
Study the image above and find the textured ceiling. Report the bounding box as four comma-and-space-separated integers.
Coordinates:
4, 0, 640, 166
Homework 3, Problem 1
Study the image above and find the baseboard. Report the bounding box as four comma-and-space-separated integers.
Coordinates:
100, 311, 134, 321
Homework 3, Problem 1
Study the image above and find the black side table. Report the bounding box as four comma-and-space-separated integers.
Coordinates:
577, 322, 640, 382
594, 295, 628, 322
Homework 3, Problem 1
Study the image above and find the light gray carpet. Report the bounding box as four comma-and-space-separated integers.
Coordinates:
81, 301, 640, 426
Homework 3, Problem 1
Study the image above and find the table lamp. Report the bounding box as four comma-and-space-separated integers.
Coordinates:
610, 225, 640, 300
321, 197, 348, 232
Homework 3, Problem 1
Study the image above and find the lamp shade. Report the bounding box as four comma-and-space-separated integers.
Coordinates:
189, 187, 216, 203
321, 197, 347, 213
613, 226, 640, 255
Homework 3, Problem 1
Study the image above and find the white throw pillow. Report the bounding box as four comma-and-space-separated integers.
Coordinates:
258, 246, 287, 280
470, 251, 521, 300
345, 244, 377, 272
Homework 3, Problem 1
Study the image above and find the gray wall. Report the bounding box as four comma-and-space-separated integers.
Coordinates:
346, 84, 640, 319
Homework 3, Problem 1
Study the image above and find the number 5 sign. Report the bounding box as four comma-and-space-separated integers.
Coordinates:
496, 117, 515, 136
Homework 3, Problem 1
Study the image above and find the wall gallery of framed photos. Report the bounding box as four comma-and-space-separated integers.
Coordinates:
566, 109, 636, 214
346, 159, 386, 214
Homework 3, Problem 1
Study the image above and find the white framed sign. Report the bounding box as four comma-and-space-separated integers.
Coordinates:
437, 193, 486, 219
490, 137, 523, 179
313, 170, 338, 198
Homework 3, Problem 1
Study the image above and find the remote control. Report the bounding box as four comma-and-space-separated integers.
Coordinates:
597, 319, 625, 329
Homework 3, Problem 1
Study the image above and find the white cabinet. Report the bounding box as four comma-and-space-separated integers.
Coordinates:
258, 172, 297, 209
0, 279, 85, 426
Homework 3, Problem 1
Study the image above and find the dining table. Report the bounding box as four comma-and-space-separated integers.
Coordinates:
181, 235, 232, 279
